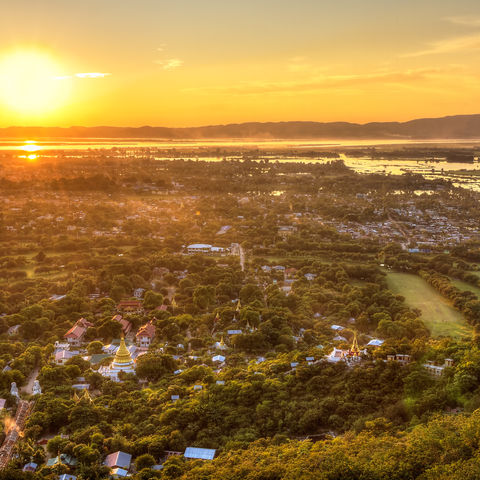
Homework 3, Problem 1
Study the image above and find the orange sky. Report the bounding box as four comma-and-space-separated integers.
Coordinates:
1, 0, 480, 127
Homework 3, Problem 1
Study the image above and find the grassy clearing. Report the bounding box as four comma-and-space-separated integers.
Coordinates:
386, 272, 472, 339
450, 278, 480, 298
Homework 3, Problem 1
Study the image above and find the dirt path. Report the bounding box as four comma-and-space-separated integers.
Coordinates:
21, 366, 40, 395
231, 243, 245, 271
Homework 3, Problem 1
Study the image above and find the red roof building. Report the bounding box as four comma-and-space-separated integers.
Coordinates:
136, 320, 156, 348
64, 318, 93, 346
117, 300, 143, 313
112, 314, 132, 335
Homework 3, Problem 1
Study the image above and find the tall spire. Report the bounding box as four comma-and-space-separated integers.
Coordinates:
113, 336, 134, 366
350, 331, 360, 356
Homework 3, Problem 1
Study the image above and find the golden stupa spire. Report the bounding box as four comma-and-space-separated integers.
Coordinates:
350, 331, 360, 356
219, 336, 225, 347
114, 336, 134, 365
236, 299, 241, 312
82, 389, 92, 403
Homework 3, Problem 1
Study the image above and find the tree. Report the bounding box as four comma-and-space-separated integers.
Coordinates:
143, 291, 164, 310
87, 341, 104, 355
136, 354, 176, 382
193, 285, 216, 311
240, 284, 264, 305
135, 453, 156, 471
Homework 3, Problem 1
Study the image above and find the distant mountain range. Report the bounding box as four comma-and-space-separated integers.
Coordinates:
2, 114, 480, 140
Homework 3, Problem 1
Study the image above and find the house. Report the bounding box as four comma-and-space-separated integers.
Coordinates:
112, 315, 132, 335
387, 354, 411, 364
111, 468, 129, 478
184, 447, 216, 460
212, 355, 225, 363
133, 288, 145, 299
423, 359, 454, 376
187, 243, 212, 254
7, 324, 20, 336
285, 267, 297, 278
22, 462, 37, 472
227, 329, 242, 335
327, 347, 345, 363
50, 294, 67, 301
64, 318, 93, 346
117, 300, 143, 314
136, 320, 156, 348
278, 226, 296, 238
104, 451, 132, 470
47, 454, 77, 467
55, 349, 79, 365
367, 339, 384, 347
186, 244, 227, 255
58, 475, 77, 480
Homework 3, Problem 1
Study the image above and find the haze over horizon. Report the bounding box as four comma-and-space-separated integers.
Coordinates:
2, 0, 480, 128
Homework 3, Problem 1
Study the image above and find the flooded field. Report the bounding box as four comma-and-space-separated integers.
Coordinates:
2, 138, 480, 191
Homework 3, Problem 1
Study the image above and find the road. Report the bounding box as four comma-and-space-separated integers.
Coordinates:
232, 243, 245, 271
388, 215, 411, 250
21, 367, 40, 396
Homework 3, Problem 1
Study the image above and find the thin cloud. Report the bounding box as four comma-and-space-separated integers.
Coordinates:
402, 32, 480, 57
75, 72, 111, 78
446, 16, 480, 27
288, 56, 313, 72
155, 58, 184, 70
186, 68, 448, 96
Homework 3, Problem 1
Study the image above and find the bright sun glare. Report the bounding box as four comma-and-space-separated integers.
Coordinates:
0, 50, 69, 114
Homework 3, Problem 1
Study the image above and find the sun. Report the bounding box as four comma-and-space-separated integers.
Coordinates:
0, 49, 69, 115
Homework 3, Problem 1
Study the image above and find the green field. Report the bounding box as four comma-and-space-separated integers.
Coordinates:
450, 278, 480, 298
386, 272, 472, 339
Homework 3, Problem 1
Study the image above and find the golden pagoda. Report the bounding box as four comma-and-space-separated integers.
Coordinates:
349, 331, 361, 357
113, 336, 134, 367
99, 335, 135, 381
82, 389, 93, 403
235, 300, 241, 312
215, 335, 227, 351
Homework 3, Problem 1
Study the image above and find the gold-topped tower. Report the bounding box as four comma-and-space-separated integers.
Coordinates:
98, 335, 135, 381
113, 336, 134, 366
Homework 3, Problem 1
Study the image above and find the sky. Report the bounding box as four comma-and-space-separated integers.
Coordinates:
0, 0, 480, 127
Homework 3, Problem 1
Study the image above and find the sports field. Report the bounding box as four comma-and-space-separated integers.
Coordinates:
386, 272, 472, 339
